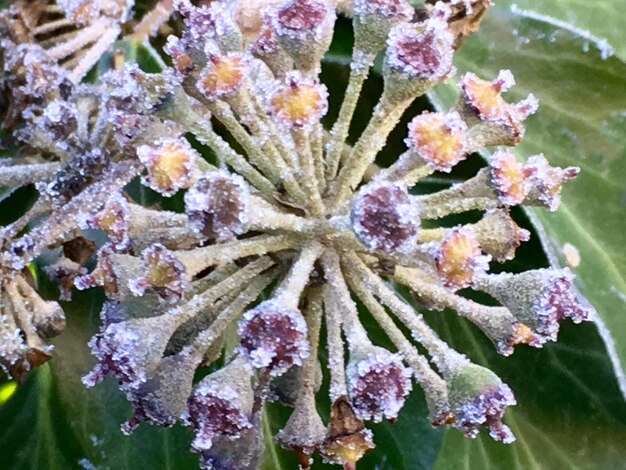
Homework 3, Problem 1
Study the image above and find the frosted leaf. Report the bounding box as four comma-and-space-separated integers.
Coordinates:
347, 348, 412, 422
238, 300, 310, 376
184, 170, 251, 243
351, 180, 420, 254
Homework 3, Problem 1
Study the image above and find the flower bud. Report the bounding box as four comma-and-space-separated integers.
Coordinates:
460, 70, 538, 146
320, 396, 375, 468
270, 0, 336, 72
122, 345, 203, 434
433, 226, 490, 290
524, 154, 579, 211
351, 180, 420, 255
488, 149, 531, 206
128, 243, 188, 303
352, 0, 414, 54
346, 346, 413, 422
164, 35, 196, 76
471, 209, 530, 262
267, 72, 329, 129
250, 14, 294, 77
198, 426, 264, 470
238, 300, 310, 376
184, 170, 251, 243
74, 245, 121, 297
474, 268, 593, 344
405, 111, 468, 172
82, 313, 183, 389
44, 257, 86, 301
182, 356, 254, 451
80, 193, 130, 252
383, 6, 454, 103
196, 52, 248, 101
447, 362, 516, 443
137, 137, 200, 197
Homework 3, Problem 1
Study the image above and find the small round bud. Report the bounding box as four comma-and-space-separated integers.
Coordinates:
472, 210, 530, 262
128, 244, 188, 303
196, 52, 248, 101
164, 36, 195, 75
238, 300, 310, 376
405, 111, 467, 172
488, 149, 531, 206
434, 226, 490, 290
460, 70, 538, 144
271, 0, 336, 71
447, 362, 516, 443
80, 193, 130, 252
351, 180, 420, 255
183, 358, 254, 451
184, 171, 250, 243
137, 137, 199, 197
267, 72, 328, 129
347, 348, 413, 422
524, 154, 579, 211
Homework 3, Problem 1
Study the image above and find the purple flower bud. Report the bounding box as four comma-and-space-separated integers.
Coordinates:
524, 154, 579, 211
238, 300, 310, 376
474, 268, 594, 344
82, 313, 181, 389
347, 348, 413, 422
183, 357, 254, 451
353, 0, 414, 53
184, 171, 251, 243
128, 243, 188, 303
447, 362, 516, 443
122, 345, 203, 434
351, 180, 420, 255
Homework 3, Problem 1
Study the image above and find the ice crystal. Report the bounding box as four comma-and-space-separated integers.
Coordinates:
0, 0, 594, 468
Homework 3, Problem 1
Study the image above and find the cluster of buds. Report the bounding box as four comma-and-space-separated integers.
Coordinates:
0, 0, 594, 469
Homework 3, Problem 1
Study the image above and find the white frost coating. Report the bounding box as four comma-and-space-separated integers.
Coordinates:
510, 4, 614, 60
594, 314, 626, 399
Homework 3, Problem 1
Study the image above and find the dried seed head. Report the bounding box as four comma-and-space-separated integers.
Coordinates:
434, 226, 490, 290
137, 138, 199, 196
460, 70, 538, 144
405, 111, 467, 172
447, 362, 516, 443
184, 171, 251, 243
38, 100, 79, 150
0, 314, 28, 379
196, 52, 248, 101
80, 193, 130, 252
475, 268, 594, 344
183, 357, 254, 451
122, 345, 202, 434
320, 396, 375, 467
128, 244, 188, 303
347, 347, 413, 422
268, 72, 328, 128
472, 210, 530, 262
82, 314, 182, 389
238, 300, 310, 376
488, 149, 531, 206
351, 180, 420, 255
524, 154, 579, 211
271, 0, 335, 71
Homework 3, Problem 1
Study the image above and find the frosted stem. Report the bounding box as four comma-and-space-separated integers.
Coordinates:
323, 284, 348, 400
274, 241, 324, 309
292, 129, 325, 217
0, 162, 61, 187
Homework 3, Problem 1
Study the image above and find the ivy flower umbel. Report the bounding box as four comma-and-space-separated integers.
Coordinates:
0, 0, 594, 469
